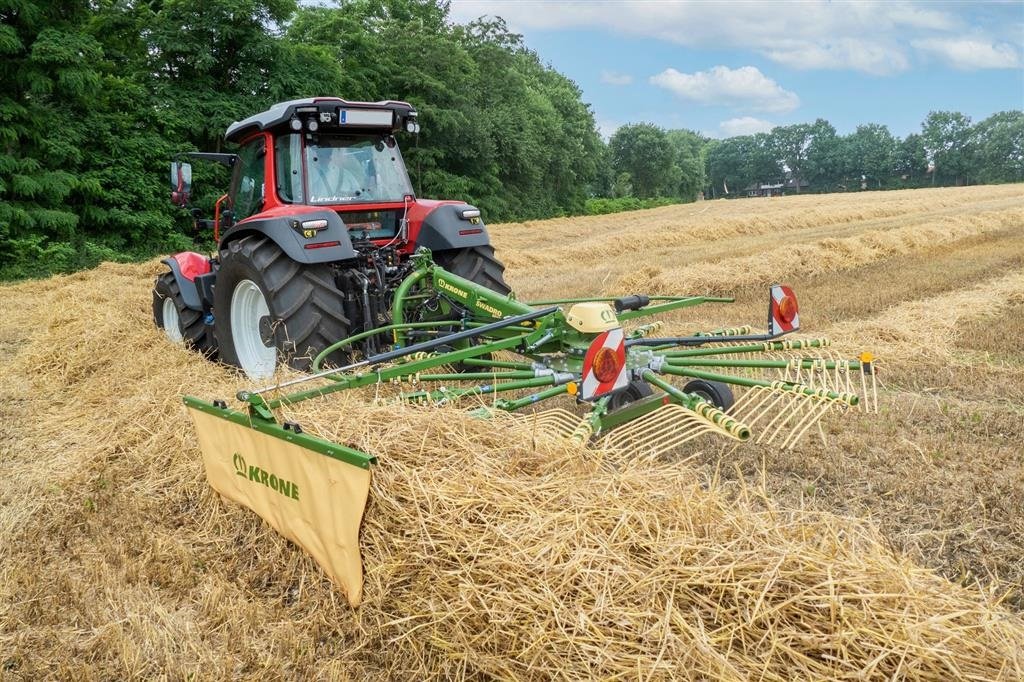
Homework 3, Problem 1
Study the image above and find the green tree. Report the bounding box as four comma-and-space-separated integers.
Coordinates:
921, 110, 974, 186
804, 119, 844, 190
769, 122, 814, 192
666, 129, 706, 201
609, 123, 677, 199
971, 111, 1024, 184
894, 133, 928, 185
706, 134, 779, 197
0, 0, 103, 277
846, 124, 897, 189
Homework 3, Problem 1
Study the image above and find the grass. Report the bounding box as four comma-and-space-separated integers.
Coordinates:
1, 184, 1023, 679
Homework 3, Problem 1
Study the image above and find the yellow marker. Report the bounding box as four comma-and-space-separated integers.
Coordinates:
859, 351, 874, 364
566, 381, 578, 396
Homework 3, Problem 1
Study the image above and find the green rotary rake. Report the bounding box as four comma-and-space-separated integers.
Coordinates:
184, 248, 878, 604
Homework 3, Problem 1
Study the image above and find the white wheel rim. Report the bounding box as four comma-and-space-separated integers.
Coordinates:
230, 279, 277, 379
162, 298, 184, 344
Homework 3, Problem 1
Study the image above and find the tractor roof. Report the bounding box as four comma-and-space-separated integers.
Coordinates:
225, 97, 417, 143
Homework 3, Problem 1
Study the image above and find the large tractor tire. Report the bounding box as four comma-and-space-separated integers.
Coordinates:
434, 244, 511, 296
214, 235, 349, 379
152, 271, 216, 357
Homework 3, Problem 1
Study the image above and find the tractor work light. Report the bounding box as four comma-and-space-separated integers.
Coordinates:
307, 119, 319, 132
459, 209, 481, 220
301, 219, 329, 231
289, 117, 302, 131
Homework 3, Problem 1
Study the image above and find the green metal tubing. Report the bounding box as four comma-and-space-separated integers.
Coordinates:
659, 338, 830, 358
525, 295, 724, 306
598, 392, 674, 431
268, 332, 534, 409
641, 371, 751, 440
616, 296, 734, 322
461, 358, 535, 370
577, 396, 611, 440
665, 357, 860, 371
390, 263, 430, 345
183, 396, 376, 470
493, 384, 569, 411
414, 371, 537, 382
656, 365, 859, 406
404, 375, 564, 403
312, 321, 465, 371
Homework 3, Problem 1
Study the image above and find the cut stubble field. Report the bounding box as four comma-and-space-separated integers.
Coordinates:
1, 185, 1023, 679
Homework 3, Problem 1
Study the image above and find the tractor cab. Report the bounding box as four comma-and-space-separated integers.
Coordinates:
229, 98, 419, 222
157, 96, 510, 380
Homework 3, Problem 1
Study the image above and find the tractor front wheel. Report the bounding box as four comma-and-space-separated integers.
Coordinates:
152, 272, 216, 357
214, 236, 350, 379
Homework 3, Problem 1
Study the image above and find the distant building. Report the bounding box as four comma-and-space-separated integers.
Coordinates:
742, 172, 810, 197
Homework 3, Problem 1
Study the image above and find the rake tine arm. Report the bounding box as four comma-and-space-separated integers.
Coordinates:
655, 365, 860, 407
641, 370, 752, 440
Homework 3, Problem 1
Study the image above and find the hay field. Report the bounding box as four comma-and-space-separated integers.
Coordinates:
2, 184, 1023, 679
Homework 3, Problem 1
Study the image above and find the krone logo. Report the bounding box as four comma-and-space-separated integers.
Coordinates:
437, 278, 469, 300
233, 452, 247, 477
600, 308, 616, 323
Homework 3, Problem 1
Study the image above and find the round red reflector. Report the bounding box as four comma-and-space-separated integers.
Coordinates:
592, 347, 620, 383
778, 294, 798, 323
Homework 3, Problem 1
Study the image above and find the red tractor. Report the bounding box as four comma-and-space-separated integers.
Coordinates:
154, 97, 509, 379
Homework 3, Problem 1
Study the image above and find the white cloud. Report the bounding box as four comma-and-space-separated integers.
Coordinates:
763, 38, 910, 76
600, 70, 633, 85
448, 0, 1018, 74
650, 66, 799, 113
912, 38, 1021, 70
719, 116, 776, 137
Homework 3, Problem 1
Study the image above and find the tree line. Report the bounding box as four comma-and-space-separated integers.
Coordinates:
0, 0, 602, 279
1, 0, 1021, 280
611, 110, 1022, 202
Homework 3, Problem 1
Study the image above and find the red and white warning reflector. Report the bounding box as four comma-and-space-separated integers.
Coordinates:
768, 284, 799, 336
581, 328, 629, 400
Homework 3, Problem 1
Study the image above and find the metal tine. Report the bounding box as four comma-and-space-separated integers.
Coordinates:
510, 408, 583, 439
780, 399, 836, 449
605, 405, 735, 457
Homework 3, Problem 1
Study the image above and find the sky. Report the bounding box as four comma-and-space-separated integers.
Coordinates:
447, 0, 1024, 139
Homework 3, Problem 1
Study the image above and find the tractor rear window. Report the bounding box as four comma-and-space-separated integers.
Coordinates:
304, 135, 414, 205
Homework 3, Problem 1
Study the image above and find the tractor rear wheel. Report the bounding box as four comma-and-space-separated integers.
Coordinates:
434, 244, 511, 296
214, 235, 350, 379
152, 272, 216, 357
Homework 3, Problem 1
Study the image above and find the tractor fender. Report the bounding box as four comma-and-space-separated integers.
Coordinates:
414, 203, 492, 252
161, 252, 211, 312
219, 209, 357, 264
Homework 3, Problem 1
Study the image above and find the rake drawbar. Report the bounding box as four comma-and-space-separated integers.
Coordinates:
184, 248, 878, 605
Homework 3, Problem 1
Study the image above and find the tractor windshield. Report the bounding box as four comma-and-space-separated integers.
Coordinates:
275, 133, 414, 205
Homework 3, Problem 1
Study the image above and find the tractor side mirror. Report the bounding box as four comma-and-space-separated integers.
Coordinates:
170, 161, 193, 207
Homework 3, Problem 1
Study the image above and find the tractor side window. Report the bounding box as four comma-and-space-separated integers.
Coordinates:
274, 134, 303, 203
232, 139, 265, 220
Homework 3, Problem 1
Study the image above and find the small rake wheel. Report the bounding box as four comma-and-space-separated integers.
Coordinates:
607, 380, 654, 412
682, 379, 735, 412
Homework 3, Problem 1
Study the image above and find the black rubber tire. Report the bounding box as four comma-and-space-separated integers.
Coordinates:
607, 379, 654, 411
434, 244, 512, 296
214, 235, 350, 375
152, 271, 217, 357
682, 379, 735, 411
